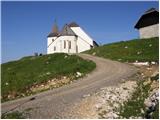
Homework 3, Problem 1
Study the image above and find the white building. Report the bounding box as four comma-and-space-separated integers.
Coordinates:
134, 8, 159, 39
47, 22, 98, 54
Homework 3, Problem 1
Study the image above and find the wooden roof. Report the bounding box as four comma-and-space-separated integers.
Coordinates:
134, 8, 159, 29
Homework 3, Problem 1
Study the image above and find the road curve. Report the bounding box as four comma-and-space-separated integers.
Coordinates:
1, 54, 137, 118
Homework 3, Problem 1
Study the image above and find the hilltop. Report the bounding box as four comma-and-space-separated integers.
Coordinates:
1, 53, 96, 102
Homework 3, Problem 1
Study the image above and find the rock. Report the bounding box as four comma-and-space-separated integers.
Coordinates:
124, 46, 128, 49
76, 72, 82, 77
107, 112, 119, 119
41, 84, 44, 87
141, 108, 145, 114
92, 52, 96, 55
133, 62, 149, 66
137, 51, 142, 55
83, 94, 90, 98
46, 61, 49, 64
95, 103, 102, 110
5, 82, 9, 85
63, 76, 67, 79
151, 71, 159, 77
46, 72, 51, 75
144, 99, 153, 108
149, 44, 152, 47
151, 61, 156, 65
143, 79, 151, 86
64, 55, 68, 58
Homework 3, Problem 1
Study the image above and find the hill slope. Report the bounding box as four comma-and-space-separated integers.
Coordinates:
1, 53, 96, 102
85, 37, 159, 62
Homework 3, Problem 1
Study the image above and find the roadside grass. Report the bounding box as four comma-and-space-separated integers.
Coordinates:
85, 37, 159, 62
1, 53, 96, 102
152, 103, 159, 119
119, 79, 151, 118
1, 111, 25, 119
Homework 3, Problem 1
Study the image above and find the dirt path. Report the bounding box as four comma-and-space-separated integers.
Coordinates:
1, 54, 137, 118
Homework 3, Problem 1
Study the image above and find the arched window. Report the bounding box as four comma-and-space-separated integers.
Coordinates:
64, 41, 66, 49
69, 41, 71, 49
54, 46, 56, 51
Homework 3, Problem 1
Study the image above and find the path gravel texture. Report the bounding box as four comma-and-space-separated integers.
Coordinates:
1, 54, 137, 118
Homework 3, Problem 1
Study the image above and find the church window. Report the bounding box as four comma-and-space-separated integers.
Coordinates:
64, 41, 66, 49
54, 46, 56, 51
69, 41, 71, 49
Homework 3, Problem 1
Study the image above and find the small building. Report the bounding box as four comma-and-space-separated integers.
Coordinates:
134, 8, 159, 39
47, 21, 98, 54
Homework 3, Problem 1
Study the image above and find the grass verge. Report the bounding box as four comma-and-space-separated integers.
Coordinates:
119, 79, 151, 118
85, 37, 159, 62
119, 78, 159, 119
1, 111, 25, 119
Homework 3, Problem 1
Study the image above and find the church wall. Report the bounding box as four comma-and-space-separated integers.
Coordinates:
77, 37, 91, 53
47, 36, 77, 54
70, 27, 93, 46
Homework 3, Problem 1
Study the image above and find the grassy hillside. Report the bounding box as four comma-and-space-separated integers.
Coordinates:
85, 37, 159, 62
1, 53, 96, 102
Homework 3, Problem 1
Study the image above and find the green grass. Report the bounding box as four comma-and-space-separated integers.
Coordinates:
85, 37, 159, 62
152, 103, 159, 119
1, 111, 25, 119
119, 79, 151, 118
1, 53, 96, 102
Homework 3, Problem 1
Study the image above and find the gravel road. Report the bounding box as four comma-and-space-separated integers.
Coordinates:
1, 54, 137, 118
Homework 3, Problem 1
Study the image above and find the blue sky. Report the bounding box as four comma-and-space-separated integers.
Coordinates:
1, 1, 159, 63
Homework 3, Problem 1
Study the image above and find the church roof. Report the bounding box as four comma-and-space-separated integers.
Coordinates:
68, 22, 79, 27
47, 19, 59, 37
134, 8, 159, 29
47, 32, 59, 37
60, 24, 77, 36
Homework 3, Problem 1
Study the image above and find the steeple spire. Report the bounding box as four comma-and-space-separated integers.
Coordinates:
52, 19, 59, 33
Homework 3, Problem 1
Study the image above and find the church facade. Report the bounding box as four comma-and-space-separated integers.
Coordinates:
47, 22, 98, 54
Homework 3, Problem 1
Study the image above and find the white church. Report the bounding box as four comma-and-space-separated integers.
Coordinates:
47, 21, 98, 54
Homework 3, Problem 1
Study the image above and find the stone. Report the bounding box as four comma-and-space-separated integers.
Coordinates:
46, 72, 51, 75
76, 72, 82, 77
133, 62, 148, 66
41, 84, 44, 87
124, 46, 128, 49
92, 52, 96, 55
83, 94, 90, 98
5, 82, 9, 85
137, 51, 142, 55
95, 103, 102, 110
63, 76, 67, 79
141, 108, 145, 114
151, 61, 156, 64
149, 44, 152, 47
